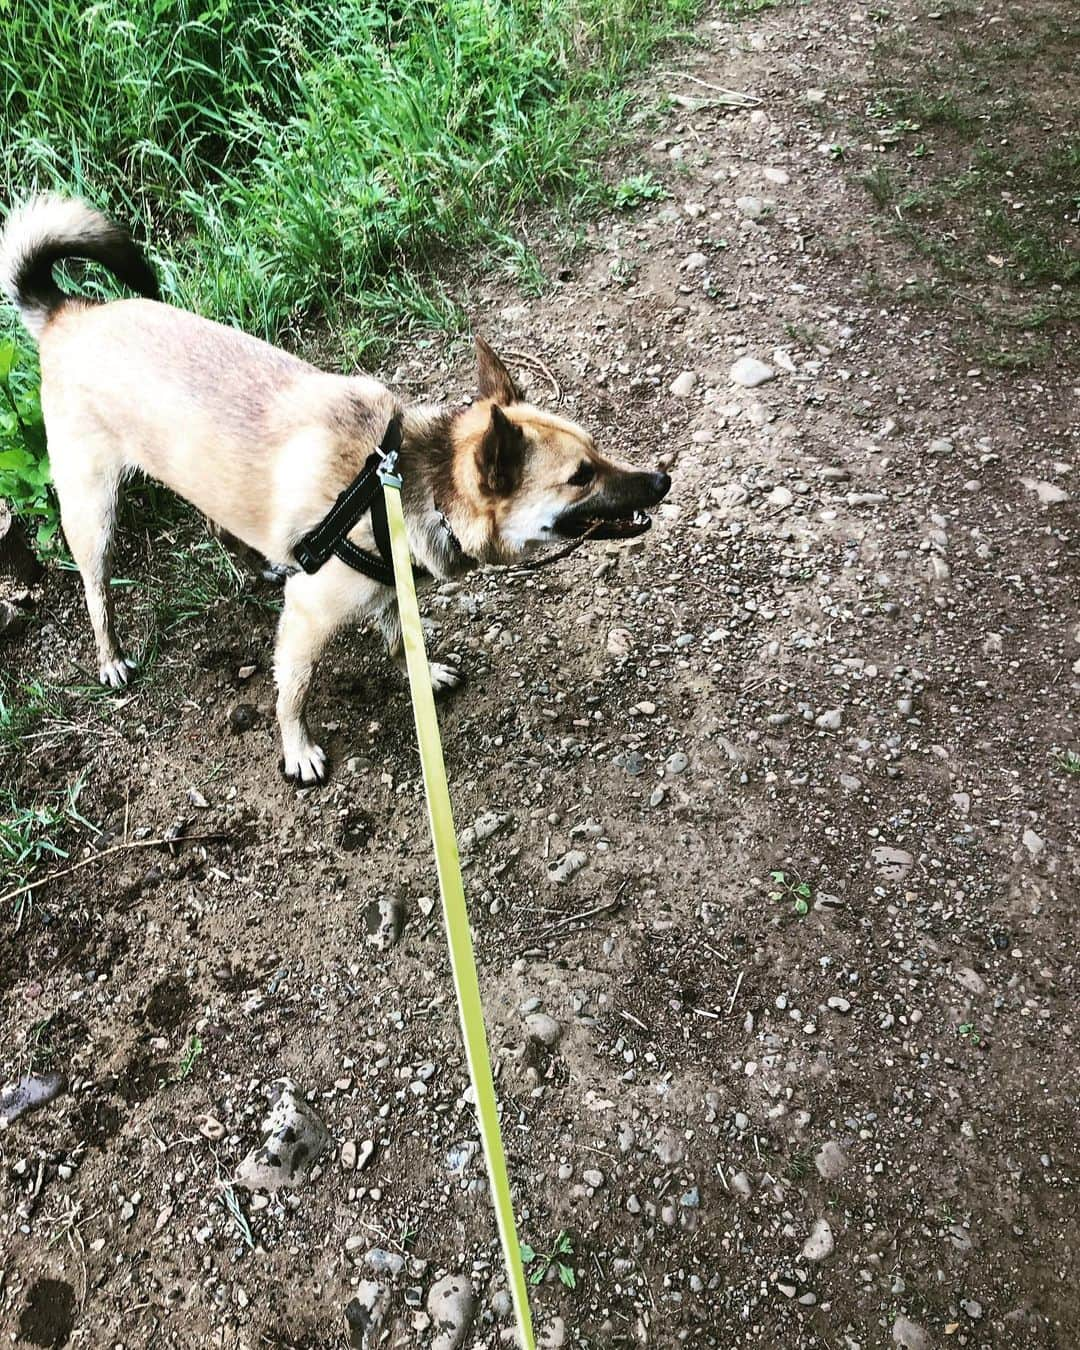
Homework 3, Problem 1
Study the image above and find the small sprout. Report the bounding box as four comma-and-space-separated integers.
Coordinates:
958, 1023, 981, 1045
177, 1035, 204, 1080
827, 143, 846, 160
1053, 749, 1080, 776
521, 1230, 577, 1290
768, 870, 814, 916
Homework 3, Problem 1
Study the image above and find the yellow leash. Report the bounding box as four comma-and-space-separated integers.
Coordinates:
380, 460, 537, 1350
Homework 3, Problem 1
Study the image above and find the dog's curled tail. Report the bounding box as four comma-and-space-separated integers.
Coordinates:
0, 194, 159, 340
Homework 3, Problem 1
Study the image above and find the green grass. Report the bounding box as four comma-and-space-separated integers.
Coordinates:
855, 0, 1079, 350
0, 0, 697, 350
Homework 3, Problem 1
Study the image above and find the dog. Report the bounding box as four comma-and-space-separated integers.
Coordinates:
0, 195, 671, 783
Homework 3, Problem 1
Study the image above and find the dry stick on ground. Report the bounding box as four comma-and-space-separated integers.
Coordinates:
0, 834, 228, 910
656, 71, 760, 105
502, 348, 562, 404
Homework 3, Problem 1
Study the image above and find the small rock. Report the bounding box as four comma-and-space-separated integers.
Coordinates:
345, 1282, 390, 1349
237, 663, 257, 681
365, 1248, 406, 1278
364, 897, 405, 950
228, 703, 259, 734
827, 996, 851, 1013
1021, 477, 1069, 505
665, 751, 689, 776
197, 1113, 226, 1142
582, 1168, 604, 1189
814, 1140, 849, 1181
730, 357, 776, 388
763, 167, 790, 185
682, 252, 707, 271
801, 1218, 835, 1262
815, 708, 842, 731
607, 627, 633, 658
525, 1012, 561, 1048
428, 1274, 476, 1350
735, 195, 770, 219
547, 850, 586, 885
872, 845, 914, 883
952, 967, 986, 996
766, 485, 793, 509
234, 1079, 330, 1192
670, 370, 697, 399
0, 600, 27, 641
1022, 828, 1046, 860
0, 1071, 66, 1125
539, 1317, 567, 1348
892, 1315, 933, 1350
341, 1140, 358, 1170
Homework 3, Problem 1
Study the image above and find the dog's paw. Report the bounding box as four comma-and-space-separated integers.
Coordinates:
282, 740, 328, 787
99, 656, 136, 689
430, 659, 462, 695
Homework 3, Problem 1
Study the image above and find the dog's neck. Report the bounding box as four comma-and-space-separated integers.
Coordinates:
398, 402, 494, 572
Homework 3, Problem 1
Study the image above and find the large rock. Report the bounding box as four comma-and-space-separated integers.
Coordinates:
428, 1274, 476, 1350
234, 1079, 329, 1191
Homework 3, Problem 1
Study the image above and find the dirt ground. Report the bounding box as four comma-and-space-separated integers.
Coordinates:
2, 1, 1079, 1347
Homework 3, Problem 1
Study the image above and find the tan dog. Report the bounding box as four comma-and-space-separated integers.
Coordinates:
0, 196, 670, 783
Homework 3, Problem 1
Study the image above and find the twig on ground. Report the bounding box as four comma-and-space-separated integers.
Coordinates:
657, 71, 760, 105
503, 348, 562, 403
1, 833, 228, 909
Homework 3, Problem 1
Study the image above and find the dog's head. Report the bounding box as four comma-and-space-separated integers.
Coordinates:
448, 337, 671, 562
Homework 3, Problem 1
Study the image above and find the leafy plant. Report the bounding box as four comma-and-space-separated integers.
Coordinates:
957, 1023, 981, 1045
177, 1035, 204, 1081
1053, 749, 1080, 777
0, 340, 56, 548
520, 1230, 577, 1289
610, 172, 668, 209
769, 870, 812, 916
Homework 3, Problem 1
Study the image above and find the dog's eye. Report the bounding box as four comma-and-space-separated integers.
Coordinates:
567, 462, 595, 487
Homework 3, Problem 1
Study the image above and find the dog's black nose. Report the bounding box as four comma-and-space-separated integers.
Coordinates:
650, 471, 671, 502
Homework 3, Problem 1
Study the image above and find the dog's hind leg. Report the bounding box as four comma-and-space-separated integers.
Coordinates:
374, 597, 462, 694
51, 449, 132, 688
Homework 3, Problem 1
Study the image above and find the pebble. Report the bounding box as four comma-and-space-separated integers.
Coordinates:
815, 708, 842, 730
762, 166, 790, 185
607, 627, 633, 658
582, 1168, 605, 1188
344, 1282, 390, 1349
428, 1274, 476, 1350
539, 1317, 567, 1348
1021, 477, 1070, 505
801, 1218, 835, 1262
665, 751, 689, 776
730, 357, 777, 388
827, 996, 851, 1013
546, 850, 586, 884
524, 1013, 562, 1048
364, 897, 405, 950
766, 485, 793, 509
682, 252, 707, 271
814, 1140, 849, 1181
892, 1315, 932, 1350
364, 1248, 406, 1278
0, 1071, 66, 1125
670, 370, 697, 398
871, 845, 914, 883
1022, 828, 1045, 860
735, 195, 770, 219
234, 1079, 330, 1192
228, 703, 259, 734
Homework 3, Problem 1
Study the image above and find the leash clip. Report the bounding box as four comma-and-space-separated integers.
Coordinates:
378, 449, 402, 489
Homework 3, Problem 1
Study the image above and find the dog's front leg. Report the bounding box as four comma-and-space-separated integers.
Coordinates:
375, 598, 462, 694
274, 572, 347, 785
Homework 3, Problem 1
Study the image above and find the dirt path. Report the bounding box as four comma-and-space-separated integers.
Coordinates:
2, 2, 1078, 1347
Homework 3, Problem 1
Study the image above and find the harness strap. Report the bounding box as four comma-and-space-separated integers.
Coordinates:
292, 413, 402, 583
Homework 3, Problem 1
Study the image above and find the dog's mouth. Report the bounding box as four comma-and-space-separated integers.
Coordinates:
551, 508, 654, 541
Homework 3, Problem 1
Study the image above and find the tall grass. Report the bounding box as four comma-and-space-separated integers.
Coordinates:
0, 0, 695, 346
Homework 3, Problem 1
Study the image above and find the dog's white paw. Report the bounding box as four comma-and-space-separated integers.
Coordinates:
283, 739, 328, 786
99, 656, 136, 689
430, 660, 462, 694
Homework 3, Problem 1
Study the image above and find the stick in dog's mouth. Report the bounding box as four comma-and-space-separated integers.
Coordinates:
551, 508, 654, 541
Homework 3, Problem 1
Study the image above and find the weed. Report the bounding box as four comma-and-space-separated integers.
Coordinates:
786, 1148, 815, 1181
520, 1231, 578, 1289
0, 339, 56, 548
177, 1035, 204, 1081
957, 1023, 981, 1046
610, 172, 669, 209
1054, 749, 1080, 777
769, 870, 812, 916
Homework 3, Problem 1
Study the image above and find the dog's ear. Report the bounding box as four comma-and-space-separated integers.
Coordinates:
476, 404, 526, 495
475, 335, 520, 405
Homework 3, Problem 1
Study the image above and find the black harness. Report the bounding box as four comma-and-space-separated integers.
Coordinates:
292, 414, 403, 586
